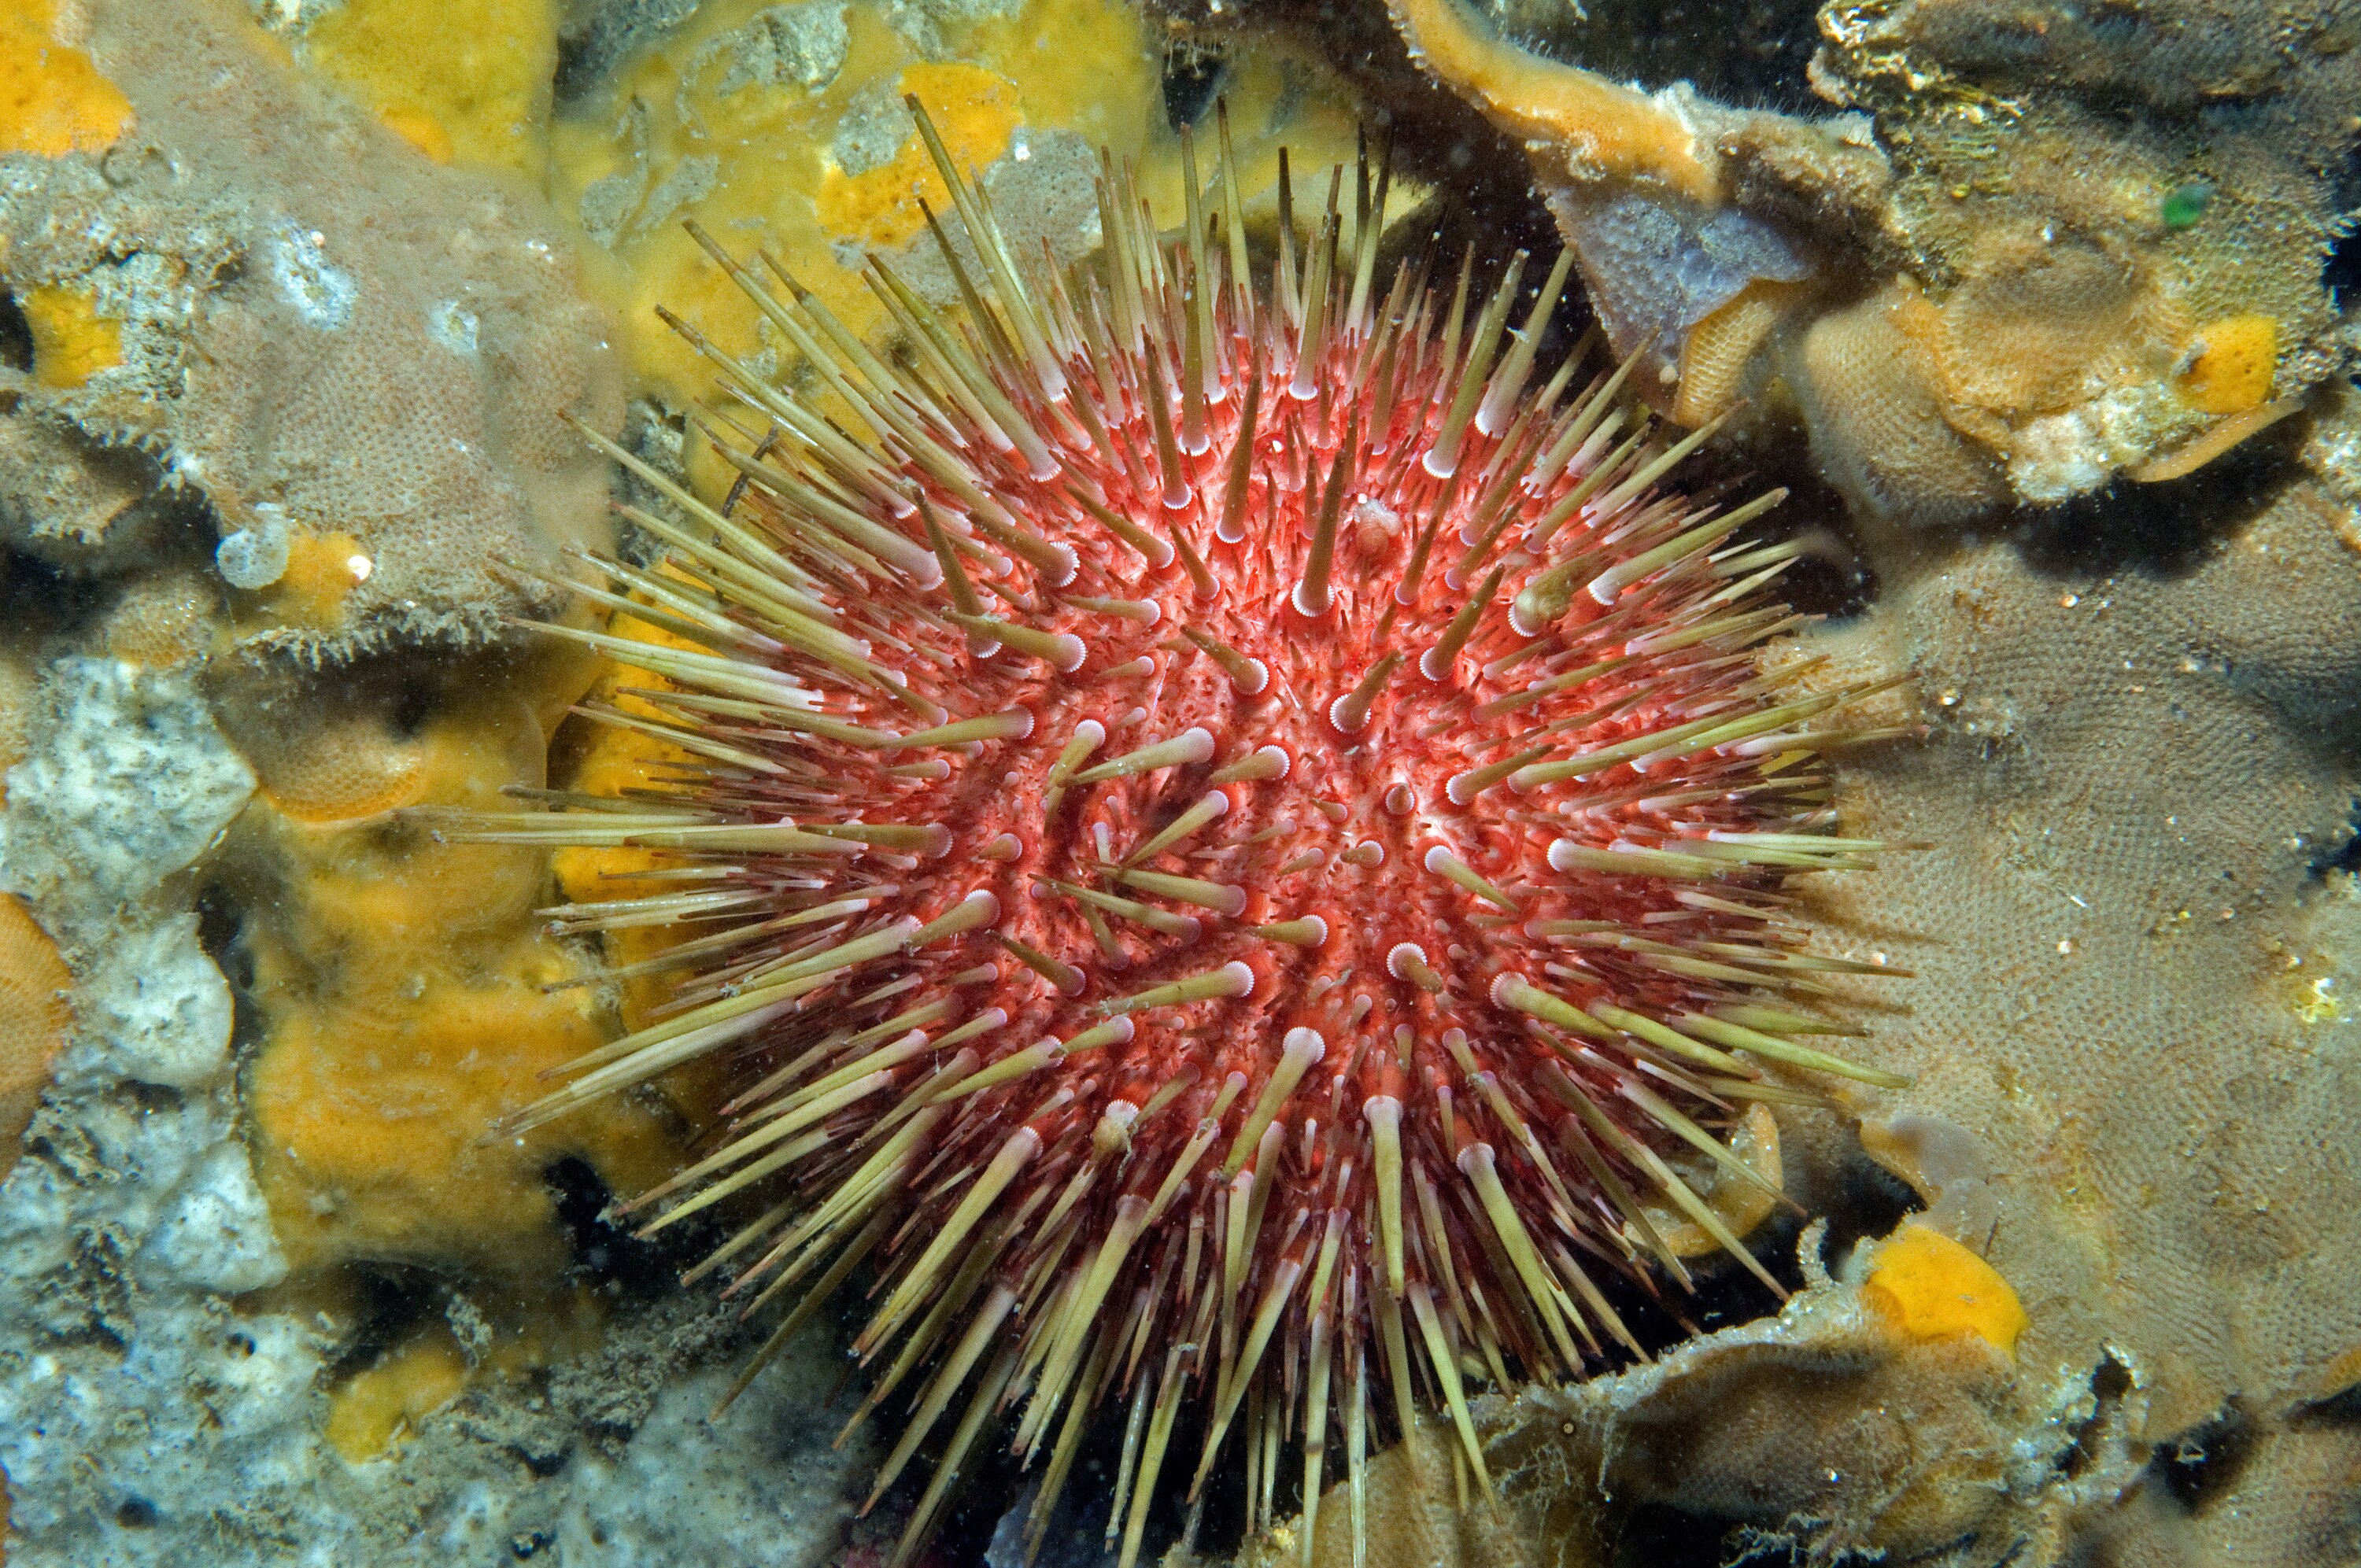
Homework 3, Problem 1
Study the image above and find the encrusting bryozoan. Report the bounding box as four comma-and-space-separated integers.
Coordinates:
426, 103, 1909, 1568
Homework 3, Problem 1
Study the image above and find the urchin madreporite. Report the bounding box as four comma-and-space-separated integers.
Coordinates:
440, 108, 1907, 1568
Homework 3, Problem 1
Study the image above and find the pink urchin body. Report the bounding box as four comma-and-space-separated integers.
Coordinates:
478, 115, 1901, 1568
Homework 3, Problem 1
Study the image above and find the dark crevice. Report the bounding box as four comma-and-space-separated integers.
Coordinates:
550, 28, 603, 108
191, 883, 267, 1057
1155, 0, 1555, 275
544, 1155, 707, 1300
0, 548, 109, 637
2060, 1356, 2135, 1480
190, 884, 247, 990
2311, 803, 2361, 879
922, 1400, 1202, 1568
2293, 1380, 2361, 1428
385, 668, 441, 738
1617, 1234, 1795, 1358
1764, 524, 1879, 623
1691, 434, 1879, 621
889, 1351, 1286, 1568
0, 288, 33, 374
1504, 0, 1826, 115
120, 473, 232, 577
120, 1079, 184, 1116
929, 1448, 1036, 1568
1609, 1500, 1793, 1568
329, 1260, 452, 1378
2326, 142, 2359, 306
2150, 1404, 2256, 1514
2325, 224, 2359, 308
508, 1438, 573, 1479
982, 1467, 1123, 1568
2013, 425, 2306, 581
1162, 42, 1227, 132
1820, 1151, 1927, 1269
552, 0, 700, 111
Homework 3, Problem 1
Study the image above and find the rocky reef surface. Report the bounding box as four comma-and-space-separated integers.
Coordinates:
0, 0, 623, 660
1, 0, 2357, 1564
0, 662, 866, 1563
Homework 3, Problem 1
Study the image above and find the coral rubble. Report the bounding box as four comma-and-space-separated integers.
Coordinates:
0, 657, 302, 1564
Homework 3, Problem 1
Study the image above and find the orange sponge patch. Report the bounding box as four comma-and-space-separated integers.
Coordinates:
549, 618, 717, 1028
0, 2, 134, 159
257, 713, 432, 826
2178, 314, 2278, 415
815, 63, 1021, 251
20, 284, 123, 389
1864, 1223, 2028, 1353
0, 892, 71, 1166
301, 0, 556, 177
323, 1330, 470, 1462
321, 1295, 604, 1459
100, 572, 220, 670
264, 530, 372, 630
377, 102, 454, 164
249, 960, 673, 1276
243, 698, 681, 1280
2321, 1344, 2361, 1402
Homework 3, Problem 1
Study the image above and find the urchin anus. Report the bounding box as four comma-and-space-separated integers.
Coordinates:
443, 106, 1907, 1568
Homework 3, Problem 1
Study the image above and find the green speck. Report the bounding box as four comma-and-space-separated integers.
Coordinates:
2161, 181, 2214, 231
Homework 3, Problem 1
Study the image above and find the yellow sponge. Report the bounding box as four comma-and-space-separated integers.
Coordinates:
0, 2, 134, 160
20, 285, 123, 389
815, 62, 1021, 251
300, 0, 555, 176
325, 1333, 469, 1462
2178, 314, 2278, 415
1864, 1223, 2028, 1353
0, 892, 70, 1169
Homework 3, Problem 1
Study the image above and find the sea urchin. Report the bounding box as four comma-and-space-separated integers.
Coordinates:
442, 107, 1908, 1568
